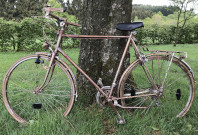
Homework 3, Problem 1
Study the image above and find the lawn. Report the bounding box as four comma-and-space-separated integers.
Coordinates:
0, 44, 198, 135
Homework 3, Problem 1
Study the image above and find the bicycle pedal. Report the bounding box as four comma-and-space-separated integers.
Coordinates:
116, 116, 126, 124
32, 103, 42, 109
176, 89, 181, 100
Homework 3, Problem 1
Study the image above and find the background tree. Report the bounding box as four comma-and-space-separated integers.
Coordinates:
170, 0, 198, 46
64, 0, 83, 21
77, 0, 132, 105
0, 0, 48, 20
132, 4, 179, 20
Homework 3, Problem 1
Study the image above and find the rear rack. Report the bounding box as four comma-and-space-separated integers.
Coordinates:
148, 50, 187, 59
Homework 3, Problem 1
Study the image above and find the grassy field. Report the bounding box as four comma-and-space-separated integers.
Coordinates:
0, 44, 198, 135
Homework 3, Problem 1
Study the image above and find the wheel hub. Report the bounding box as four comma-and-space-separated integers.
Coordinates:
150, 86, 164, 98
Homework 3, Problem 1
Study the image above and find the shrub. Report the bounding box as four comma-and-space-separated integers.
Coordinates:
0, 14, 81, 51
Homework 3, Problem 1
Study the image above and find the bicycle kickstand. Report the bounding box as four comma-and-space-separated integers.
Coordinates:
108, 101, 125, 124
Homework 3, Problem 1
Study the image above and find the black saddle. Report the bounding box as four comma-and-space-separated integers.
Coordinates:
116, 22, 144, 31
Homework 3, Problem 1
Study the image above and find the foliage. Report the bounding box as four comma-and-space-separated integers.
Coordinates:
0, 18, 18, 51
0, 0, 48, 21
65, 0, 83, 21
132, 4, 179, 20
135, 11, 198, 45
169, 0, 198, 46
47, 0, 81, 48
0, 15, 80, 51
1, 1, 198, 51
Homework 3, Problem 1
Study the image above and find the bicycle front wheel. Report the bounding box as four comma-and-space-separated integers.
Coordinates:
119, 55, 195, 117
2, 54, 75, 123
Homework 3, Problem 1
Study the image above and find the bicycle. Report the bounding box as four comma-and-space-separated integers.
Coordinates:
2, 5, 195, 124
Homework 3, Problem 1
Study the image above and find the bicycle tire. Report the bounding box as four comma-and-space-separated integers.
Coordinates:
119, 55, 195, 117
2, 54, 75, 123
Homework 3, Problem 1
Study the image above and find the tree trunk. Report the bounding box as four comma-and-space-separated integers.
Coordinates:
77, 0, 132, 105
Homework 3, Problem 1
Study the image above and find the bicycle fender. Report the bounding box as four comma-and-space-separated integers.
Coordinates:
146, 53, 195, 82
58, 58, 79, 101
177, 58, 195, 82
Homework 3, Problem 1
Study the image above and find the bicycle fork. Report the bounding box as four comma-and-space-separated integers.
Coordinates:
33, 53, 57, 94
34, 30, 63, 94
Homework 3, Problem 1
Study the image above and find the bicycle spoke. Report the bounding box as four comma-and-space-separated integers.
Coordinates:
2, 55, 75, 123
157, 59, 165, 86
164, 74, 186, 89
8, 80, 34, 93
12, 96, 33, 109
141, 99, 155, 115
120, 55, 194, 117
39, 93, 70, 97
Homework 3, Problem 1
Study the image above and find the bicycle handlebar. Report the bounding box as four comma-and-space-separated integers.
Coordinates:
44, 5, 81, 27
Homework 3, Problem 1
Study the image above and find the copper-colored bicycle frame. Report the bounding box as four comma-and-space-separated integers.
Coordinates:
38, 6, 158, 116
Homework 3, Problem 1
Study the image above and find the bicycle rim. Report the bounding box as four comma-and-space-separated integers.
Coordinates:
2, 55, 75, 123
119, 55, 195, 117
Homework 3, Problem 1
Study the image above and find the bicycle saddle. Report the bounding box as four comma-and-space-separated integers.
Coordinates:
116, 22, 144, 31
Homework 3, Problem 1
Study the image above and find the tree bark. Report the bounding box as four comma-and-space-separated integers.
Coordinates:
77, 0, 132, 105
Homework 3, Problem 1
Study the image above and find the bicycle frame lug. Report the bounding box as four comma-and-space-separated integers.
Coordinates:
113, 100, 121, 107
114, 100, 118, 106
143, 58, 148, 63
33, 90, 39, 95
107, 98, 112, 102
112, 83, 116, 88
139, 54, 148, 63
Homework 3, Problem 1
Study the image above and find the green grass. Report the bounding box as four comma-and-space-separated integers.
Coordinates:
0, 44, 198, 135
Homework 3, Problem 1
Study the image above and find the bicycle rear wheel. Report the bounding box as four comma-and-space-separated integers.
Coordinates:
2, 54, 75, 123
119, 55, 195, 117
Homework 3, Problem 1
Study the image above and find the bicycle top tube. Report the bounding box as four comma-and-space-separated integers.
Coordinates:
62, 34, 129, 39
